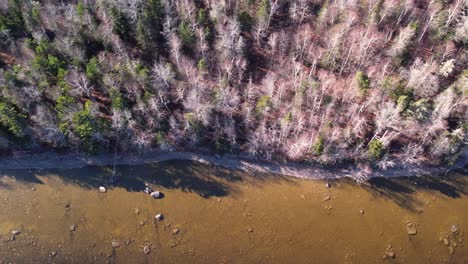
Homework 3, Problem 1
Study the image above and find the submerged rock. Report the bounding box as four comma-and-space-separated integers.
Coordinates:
406, 225, 417, 235
451, 225, 459, 234
448, 246, 454, 255
443, 238, 450, 246
143, 245, 151, 255
383, 245, 396, 259
99, 186, 107, 193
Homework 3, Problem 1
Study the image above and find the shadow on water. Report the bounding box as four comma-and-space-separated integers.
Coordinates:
362, 172, 467, 212
0, 160, 291, 198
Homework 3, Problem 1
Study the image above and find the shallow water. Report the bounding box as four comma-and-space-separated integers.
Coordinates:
0, 160, 466, 263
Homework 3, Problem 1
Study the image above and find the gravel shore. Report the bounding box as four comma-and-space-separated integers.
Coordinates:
2, 148, 466, 179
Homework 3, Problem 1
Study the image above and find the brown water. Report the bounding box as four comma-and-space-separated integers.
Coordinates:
0, 160, 466, 264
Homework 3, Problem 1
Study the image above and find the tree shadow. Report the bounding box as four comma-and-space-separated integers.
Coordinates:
0, 160, 291, 198
363, 177, 421, 212
362, 173, 467, 212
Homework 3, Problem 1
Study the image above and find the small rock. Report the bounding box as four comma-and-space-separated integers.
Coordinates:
70, 225, 76, 232
31, 187, 36, 191
139, 221, 145, 226
247, 228, 253, 233
99, 186, 107, 193
155, 214, 163, 221
150, 191, 161, 199
111, 241, 120, 248
448, 246, 454, 255
443, 238, 450, 246
451, 225, 459, 234
360, 210, 365, 215
384, 245, 396, 259
322, 196, 331, 202
91, 243, 96, 247
300, 194, 305, 200
11, 230, 21, 236
50, 251, 57, 257
134, 208, 140, 215
173, 228, 179, 234
325, 183, 331, 188
386, 251, 395, 258
143, 245, 151, 255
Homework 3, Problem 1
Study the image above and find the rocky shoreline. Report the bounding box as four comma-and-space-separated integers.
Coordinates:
1, 148, 467, 180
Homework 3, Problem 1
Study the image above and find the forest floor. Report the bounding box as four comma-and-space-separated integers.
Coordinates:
1, 148, 466, 180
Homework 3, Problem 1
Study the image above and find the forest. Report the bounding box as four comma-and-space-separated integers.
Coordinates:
0, 0, 467, 170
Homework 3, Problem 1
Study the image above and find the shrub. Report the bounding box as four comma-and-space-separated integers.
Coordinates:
32, 40, 65, 82
197, 9, 207, 25
368, 139, 384, 160
110, 89, 124, 110
76, 2, 85, 18
397, 95, 410, 112
256, 0, 270, 21
255, 95, 272, 114
0, 0, 27, 38
110, 6, 131, 41
0, 100, 26, 138
282, 111, 292, 124
179, 21, 195, 52
72, 101, 98, 153
313, 135, 324, 156
238, 11, 254, 32
31, 4, 41, 27
197, 58, 207, 73
355, 71, 370, 95
407, 99, 432, 121
86, 57, 100, 83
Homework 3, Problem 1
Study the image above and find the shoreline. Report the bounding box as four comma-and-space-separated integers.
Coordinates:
2, 149, 467, 180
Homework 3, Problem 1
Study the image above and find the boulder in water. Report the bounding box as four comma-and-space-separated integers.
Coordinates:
155, 214, 163, 221
144, 184, 153, 194
150, 191, 161, 199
